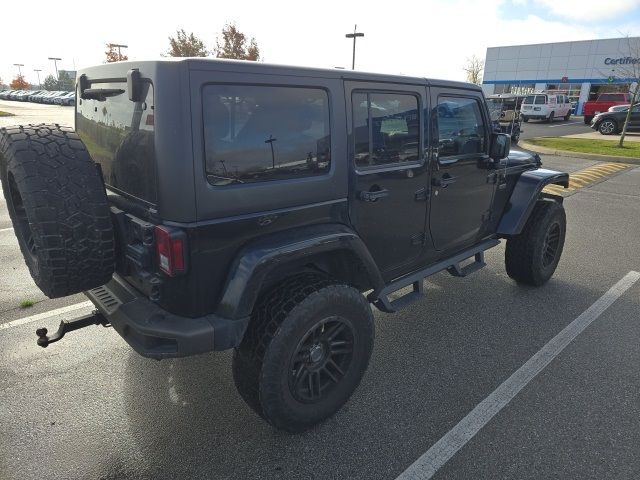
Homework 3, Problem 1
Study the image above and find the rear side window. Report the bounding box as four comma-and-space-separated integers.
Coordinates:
352, 92, 420, 169
599, 93, 625, 102
436, 96, 486, 157
202, 85, 331, 186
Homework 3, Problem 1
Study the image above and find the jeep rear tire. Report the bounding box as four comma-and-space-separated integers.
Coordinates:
232, 274, 374, 432
505, 200, 566, 286
0, 124, 115, 298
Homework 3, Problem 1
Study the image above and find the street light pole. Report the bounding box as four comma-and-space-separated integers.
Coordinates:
34, 69, 42, 88
13, 63, 24, 77
345, 25, 364, 70
48, 57, 62, 80
108, 43, 129, 61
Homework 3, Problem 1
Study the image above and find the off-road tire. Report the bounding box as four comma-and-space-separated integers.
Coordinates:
505, 200, 566, 286
232, 274, 374, 432
0, 124, 115, 298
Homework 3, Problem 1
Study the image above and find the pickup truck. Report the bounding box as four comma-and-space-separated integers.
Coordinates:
582, 93, 631, 124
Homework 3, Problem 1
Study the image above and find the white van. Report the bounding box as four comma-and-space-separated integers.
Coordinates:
521, 93, 572, 123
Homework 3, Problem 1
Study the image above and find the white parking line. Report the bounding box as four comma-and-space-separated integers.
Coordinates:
0, 301, 93, 331
548, 121, 584, 128
395, 271, 640, 480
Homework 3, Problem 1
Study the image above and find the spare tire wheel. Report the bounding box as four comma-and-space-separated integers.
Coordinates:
0, 124, 115, 298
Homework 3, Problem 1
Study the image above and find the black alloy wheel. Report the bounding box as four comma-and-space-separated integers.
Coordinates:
598, 119, 617, 135
289, 317, 355, 403
541, 222, 561, 268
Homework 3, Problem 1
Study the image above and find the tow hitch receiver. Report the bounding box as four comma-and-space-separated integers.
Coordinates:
36, 311, 109, 348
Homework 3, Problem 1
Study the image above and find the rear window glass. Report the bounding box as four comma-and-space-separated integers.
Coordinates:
76, 82, 157, 203
202, 85, 331, 186
524, 95, 546, 105
599, 94, 625, 102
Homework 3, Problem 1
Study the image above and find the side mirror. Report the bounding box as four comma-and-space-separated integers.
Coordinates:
490, 133, 511, 160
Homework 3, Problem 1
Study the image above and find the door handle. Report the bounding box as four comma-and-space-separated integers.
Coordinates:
358, 188, 389, 202
432, 175, 457, 188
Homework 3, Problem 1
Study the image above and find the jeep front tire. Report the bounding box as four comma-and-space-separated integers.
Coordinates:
232, 274, 374, 432
505, 200, 566, 286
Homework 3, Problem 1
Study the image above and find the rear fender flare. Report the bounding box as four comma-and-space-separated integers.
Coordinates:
497, 168, 569, 236
215, 224, 384, 320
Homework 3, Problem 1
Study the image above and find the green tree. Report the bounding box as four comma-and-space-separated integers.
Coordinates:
42, 74, 59, 91
57, 71, 74, 91
164, 29, 208, 57
105, 43, 129, 63
214, 23, 260, 61
463, 55, 484, 85
10, 74, 30, 90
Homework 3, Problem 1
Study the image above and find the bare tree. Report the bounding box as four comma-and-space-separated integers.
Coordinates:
164, 29, 208, 57
214, 23, 260, 61
613, 36, 640, 148
463, 55, 484, 85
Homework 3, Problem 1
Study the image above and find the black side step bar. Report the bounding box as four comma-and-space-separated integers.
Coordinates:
368, 239, 500, 313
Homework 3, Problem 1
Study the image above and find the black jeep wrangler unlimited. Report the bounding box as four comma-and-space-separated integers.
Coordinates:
0, 59, 568, 432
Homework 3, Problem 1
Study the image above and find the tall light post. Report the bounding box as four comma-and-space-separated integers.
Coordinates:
345, 25, 364, 70
48, 57, 62, 79
34, 69, 42, 88
108, 43, 128, 60
13, 63, 24, 77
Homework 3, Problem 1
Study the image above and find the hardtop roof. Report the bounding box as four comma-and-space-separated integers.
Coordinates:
79, 57, 482, 92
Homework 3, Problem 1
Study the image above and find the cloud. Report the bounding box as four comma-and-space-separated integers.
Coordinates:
531, 0, 640, 21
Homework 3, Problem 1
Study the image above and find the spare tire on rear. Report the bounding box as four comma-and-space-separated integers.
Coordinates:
0, 124, 115, 298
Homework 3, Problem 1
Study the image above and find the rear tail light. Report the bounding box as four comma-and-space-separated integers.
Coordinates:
155, 225, 187, 276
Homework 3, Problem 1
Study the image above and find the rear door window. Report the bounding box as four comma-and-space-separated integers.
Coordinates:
202, 85, 331, 186
352, 92, 420, 169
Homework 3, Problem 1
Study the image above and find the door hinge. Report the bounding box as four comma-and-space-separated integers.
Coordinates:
411, 232, 428, 246
414, 187, 429, 201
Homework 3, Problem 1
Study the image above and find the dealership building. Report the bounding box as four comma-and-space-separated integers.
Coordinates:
482, 37, 639, 115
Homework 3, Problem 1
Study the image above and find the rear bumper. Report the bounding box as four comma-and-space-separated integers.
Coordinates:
85, 275, 249, 360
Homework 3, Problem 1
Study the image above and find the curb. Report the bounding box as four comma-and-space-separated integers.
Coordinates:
519, 140, 640, 165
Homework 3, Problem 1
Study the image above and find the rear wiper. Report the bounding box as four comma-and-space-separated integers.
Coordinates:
81, 88, 125, 101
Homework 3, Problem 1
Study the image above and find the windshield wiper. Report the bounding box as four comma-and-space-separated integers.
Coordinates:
206, 174, 245, 186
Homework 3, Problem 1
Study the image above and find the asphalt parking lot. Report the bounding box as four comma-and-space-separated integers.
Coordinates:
520, 116, 592, 141
1, 102, 639, 480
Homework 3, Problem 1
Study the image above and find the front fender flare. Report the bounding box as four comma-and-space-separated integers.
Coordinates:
497, 168, 569, 236
215, 224, 384, 320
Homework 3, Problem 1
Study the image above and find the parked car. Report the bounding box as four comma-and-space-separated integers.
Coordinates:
42, 91, 67, 104
591, 104, 640, 134
520, 93, 572, 123
54, 92, 75, 106
607, 103, 638, 113
0, 59, 569, 433
582, 93, 632, 124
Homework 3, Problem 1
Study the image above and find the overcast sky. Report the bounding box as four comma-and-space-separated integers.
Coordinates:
2, 0, 640, 87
